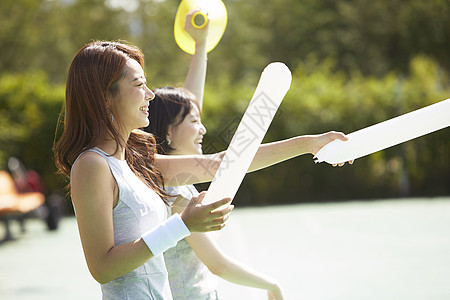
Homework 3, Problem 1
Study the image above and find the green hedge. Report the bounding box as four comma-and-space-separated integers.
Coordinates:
201, 55, 450, 204
0, 71, 65, 194
0, 55, 448, 206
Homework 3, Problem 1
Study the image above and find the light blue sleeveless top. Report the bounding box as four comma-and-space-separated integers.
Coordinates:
72, 148, 173, 300
164, 185, 219, 300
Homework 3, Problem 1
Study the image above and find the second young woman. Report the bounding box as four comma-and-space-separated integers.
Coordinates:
145, 84, 354, 300
143, 11, 350, 299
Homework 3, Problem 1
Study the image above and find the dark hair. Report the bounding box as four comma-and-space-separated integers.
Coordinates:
144, 87, 200, 154
54, 40, 169, 202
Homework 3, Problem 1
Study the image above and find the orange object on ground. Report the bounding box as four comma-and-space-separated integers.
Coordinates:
0, 170, 45, 216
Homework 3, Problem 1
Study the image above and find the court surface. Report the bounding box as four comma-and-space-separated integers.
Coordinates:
1, 197, 449, 299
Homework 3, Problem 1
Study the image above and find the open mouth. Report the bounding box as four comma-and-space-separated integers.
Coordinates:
139, 106, 148, 112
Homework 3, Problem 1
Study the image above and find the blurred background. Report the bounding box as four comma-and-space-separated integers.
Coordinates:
0, 0, 449, 211
0, 0, 449, 299
0, 0, 450, 208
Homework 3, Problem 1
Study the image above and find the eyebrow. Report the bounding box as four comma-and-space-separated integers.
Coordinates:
131, 75, 145, 82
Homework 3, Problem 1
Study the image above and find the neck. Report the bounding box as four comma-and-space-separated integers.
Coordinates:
97, 132, 129, 161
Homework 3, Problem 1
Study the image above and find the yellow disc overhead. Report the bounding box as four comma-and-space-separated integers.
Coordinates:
174, 0, 228, 55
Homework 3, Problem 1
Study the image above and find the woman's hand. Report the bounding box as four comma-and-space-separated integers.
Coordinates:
180, 191, 233, 232
311, 131, 354, 166
185, 9, 210, 45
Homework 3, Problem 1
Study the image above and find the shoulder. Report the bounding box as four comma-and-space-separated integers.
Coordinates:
165, 185, 183, 206
71, 151, 114, 190
72, 151, 110, 176
70, 151, 116, 208
167, 185, 198, 213
166, 185, 197, 200
165, 185, 182, 195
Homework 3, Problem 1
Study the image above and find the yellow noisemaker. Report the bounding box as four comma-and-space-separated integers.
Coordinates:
174, 0, 228, 55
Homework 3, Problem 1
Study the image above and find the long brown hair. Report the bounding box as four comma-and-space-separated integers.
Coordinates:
54, 41, 169, 202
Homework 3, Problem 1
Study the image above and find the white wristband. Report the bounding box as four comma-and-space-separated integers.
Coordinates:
141, 213, 191, 257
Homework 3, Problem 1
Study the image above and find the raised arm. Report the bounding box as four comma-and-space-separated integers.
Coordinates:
183, 9, 209, 108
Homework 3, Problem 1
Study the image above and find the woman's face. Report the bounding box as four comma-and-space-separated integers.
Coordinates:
112, 59, 154, 132
168, 103, 206, 155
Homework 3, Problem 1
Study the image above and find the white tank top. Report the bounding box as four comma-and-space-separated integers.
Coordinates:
164, 185, 219, 300
72, 147, 172, 299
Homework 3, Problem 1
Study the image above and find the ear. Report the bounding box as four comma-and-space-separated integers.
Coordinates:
105, 92, 112, 108
166, 125, 173, 141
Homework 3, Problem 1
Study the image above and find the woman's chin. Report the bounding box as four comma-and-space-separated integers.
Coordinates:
194, 144, 203, 155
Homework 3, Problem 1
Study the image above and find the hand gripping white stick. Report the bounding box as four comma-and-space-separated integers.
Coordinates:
314, 98, 450, 165
202, 63, 292, 205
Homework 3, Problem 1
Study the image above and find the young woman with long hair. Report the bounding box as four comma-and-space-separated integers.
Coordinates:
54, 15, 350, 299
54, 40, 236, 299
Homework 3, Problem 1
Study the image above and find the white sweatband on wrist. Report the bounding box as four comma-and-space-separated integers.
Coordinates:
141, 213, 191, 257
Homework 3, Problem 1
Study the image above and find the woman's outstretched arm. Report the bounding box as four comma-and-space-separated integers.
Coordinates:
248, 131, 352, 172
155, 131, 352, 186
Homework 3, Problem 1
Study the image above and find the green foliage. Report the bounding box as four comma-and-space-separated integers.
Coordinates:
201, 55, 450, 204
207, 0, 450, 80
2, 0, 448, 83
0, 71, 65, 193
0, 0, 448, 204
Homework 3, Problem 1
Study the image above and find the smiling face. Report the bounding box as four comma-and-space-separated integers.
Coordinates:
109, 59, 154, 133
167, 103, 207, 155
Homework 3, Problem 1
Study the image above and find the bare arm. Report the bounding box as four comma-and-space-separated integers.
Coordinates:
171, 202, 284, 299
155, 131, 351, 186
183, 9, 209, 108
154, 152, 224, 186
71, 152, 232, 284
189, 233, 283, 299
248, 131, 351, 172
71, 152, 153, 284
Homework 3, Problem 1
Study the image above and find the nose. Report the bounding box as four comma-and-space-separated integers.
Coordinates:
146, 87, 155, 101
200, 122, 207, 135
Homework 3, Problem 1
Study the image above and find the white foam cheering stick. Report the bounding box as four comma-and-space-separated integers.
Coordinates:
202, 62, 292, 205
314, 98, 450, 165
